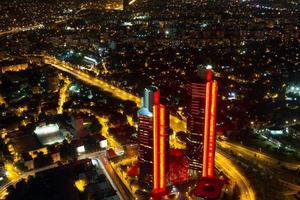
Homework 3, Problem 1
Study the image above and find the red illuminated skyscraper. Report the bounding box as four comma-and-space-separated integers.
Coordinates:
137, 86, 169, 193
192, 68, 223, 199
152, 90, 167, 193
202, 70, 217, 178
138, 86, 158, 182
186, 69, 211, 173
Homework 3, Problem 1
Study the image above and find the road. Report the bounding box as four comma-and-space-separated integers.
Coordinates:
0, 24, 44, 37
96, 155, 134, 200
218, 140, 300, 170
218, 140, 300, 194
0, 17, 69, 37
0, 163, 58, 199
42, 55, 186, 133
41, 55, 255, 200
80, 151, 133, 200
215, 152, 255, 200
57, 76, 71, 114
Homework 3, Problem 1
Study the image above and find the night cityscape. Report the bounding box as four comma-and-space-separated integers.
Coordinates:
0, 0, 299, 199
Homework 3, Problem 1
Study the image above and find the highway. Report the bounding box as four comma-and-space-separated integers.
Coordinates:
0, 17, 70, 37
42, 55, 256, 200
43, 55, 186, 133
219, 140, 300, 194
0, 24, 45, 37
215, 152, 255, 200
218, 140, 300, 170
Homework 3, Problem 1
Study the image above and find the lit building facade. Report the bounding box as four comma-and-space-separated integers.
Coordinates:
152, 90, 167, 193
202, 71, 218, 178
138, 86, 157, 180
193, 69, 223, 199
186, 68, 217, 174
137, 86, 169, 193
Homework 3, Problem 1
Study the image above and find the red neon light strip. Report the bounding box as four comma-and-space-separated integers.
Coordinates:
154, 91, 160, 105
202, 82, 212, 177
207, 81, 218, 177
153, 105, 159, 190
153, 103, 166, 193
159, 105, 166, 189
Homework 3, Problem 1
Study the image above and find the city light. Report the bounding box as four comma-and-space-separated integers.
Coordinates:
206, 64, 213, 70
152, 90, 166, 193
202, 73, 218, 178
3, 1, 299, 200
34, 124, 59, 135
76, 146, 86, 153
74, 179, 87, 192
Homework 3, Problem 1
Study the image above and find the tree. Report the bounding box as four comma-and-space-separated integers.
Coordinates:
15, 161, 28, 171
34, 152, 53, 168
83, 135, 99, 153
108, 112, 127, 127
89, 120, 102, 134
60, 140, 77, 161
122, 100, 137, 115
6, 185, 16, 200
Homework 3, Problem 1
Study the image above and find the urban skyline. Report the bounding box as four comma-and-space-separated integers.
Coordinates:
0, 0, 300, 200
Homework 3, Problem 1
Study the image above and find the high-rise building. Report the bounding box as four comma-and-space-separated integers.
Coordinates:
138, 86, 158, 182
186, 69, 210, 173
152, 90, 167, 193
137, 86, 169, 193
192, 69, 223, 199
202, 74, 218, 178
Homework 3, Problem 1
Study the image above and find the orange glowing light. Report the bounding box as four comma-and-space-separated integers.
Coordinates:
206, 70, 212, 81
207, 81, 217, 177
154, 91, 160, 104
203, 82, 211, 177
202, 79, 218, 178
153, 105, 159, 190
159, 105, 166, 189
153, 103, 166, 193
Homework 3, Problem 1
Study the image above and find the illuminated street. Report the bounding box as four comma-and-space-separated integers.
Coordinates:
0, 164, 59, 199
1, 1, 300, 200
0, 24, 45, 36
57, 76, 71, 114
215, 153, 255, 200
218, 140, 300, 170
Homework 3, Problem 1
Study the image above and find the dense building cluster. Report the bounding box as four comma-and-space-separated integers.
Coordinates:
0, 0, 300, 200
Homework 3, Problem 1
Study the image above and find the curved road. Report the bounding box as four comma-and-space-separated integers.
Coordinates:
218, 141, 300, 170
0, 164, 58, 199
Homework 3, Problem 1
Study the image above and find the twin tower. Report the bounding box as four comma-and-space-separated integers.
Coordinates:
137, 68, 220, 198
138, 85, 169, 193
